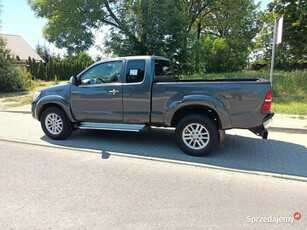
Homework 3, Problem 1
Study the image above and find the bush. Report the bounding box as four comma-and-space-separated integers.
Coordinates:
0, 66, 31, 92
54, 75, 59, 84
0, 36, 34, 92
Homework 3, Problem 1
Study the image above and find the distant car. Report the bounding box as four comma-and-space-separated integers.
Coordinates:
32, 56, 274, 156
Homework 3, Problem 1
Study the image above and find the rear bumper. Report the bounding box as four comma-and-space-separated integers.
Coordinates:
263, 112, 274, 129
248, 113, 274, 139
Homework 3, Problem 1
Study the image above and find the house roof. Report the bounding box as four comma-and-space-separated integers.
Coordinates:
0, 34, 44, 63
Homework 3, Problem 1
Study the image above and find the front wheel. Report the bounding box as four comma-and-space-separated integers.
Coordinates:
41, 106, 72, 140
175, 114, 219, 156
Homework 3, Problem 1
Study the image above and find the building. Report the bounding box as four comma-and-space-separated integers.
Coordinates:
0, 33, 44, 66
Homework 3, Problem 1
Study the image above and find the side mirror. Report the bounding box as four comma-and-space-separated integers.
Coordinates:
69, 76, 77, 86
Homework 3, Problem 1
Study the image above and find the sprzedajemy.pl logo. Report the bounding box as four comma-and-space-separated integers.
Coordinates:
247, 212, 301, 224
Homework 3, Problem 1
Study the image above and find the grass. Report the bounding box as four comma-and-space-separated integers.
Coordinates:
0, 80, 67, 109
272, 100, 307, 115
2, 96, 33, 109
298, 116, 306, 120
289, 115, 307, 120
0, 91, 30, 98
0, 80, 65, 98
182, 70, 307, 115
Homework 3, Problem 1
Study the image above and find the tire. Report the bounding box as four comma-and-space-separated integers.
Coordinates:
41, 106, 73, 140
175, 114, 219, 156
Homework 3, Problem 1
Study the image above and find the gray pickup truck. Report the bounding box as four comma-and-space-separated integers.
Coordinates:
32, 56, 274, 156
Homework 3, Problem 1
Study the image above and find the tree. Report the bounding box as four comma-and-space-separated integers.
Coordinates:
0, 38, 28, 92
28, 0, 262, 73
28, 0, 189, 61
0, 37, 12, 73
26, 57, 32, 72
31, 58, 38, 79
37, 60, 46, 80
65, 51, 93, 65
35, 43, 51, 63
46, 57, 55, 80
269, 0, 307, 61
28, 0, 110, 54
188, 0, 261, 73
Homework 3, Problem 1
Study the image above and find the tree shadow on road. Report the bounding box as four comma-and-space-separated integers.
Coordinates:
41, 128, 307, 178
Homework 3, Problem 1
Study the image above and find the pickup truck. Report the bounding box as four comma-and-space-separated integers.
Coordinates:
32, 56, 274, 156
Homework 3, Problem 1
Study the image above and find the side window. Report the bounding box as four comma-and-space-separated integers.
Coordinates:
154, 59, 175, 81
80, 61, 122, 85
126, 60, 145, 83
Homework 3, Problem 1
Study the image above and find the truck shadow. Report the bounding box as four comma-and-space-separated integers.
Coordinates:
41, 128, 307, 178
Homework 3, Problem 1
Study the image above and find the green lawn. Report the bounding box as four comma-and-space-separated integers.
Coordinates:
271, 99, 307, 115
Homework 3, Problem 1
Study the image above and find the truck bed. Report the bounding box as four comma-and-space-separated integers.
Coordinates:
151, 78, 271, 129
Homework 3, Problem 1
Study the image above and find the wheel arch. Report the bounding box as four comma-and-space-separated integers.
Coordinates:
171, 105, 220, 128
36, 96, 76, 122
165, 95, 232, 129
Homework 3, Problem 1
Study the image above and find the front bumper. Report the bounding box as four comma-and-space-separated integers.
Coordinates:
31, 100, 38, 120
248, 113, 274, 139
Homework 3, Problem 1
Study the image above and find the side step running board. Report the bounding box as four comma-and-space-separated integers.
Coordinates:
76, 122, 150, 132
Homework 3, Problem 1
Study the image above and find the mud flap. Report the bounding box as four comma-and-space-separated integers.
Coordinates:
219, 130, 227, 147
248, 125, 268, 139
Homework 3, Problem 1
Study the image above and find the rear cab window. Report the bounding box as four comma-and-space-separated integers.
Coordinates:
125, 60, 146, 83
154, 59, 175, 81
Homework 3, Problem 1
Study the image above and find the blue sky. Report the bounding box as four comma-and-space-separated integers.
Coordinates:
1, 0, 272, 57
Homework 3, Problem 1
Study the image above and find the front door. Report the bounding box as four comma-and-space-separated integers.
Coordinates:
70, 61, 123, 122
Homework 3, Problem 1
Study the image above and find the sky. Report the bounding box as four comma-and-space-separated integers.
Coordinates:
0, 0, 272, 58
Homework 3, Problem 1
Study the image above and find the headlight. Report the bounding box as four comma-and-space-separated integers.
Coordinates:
33, 91, 41, 100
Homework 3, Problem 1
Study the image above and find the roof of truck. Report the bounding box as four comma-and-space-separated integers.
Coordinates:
99, 55, 170, 62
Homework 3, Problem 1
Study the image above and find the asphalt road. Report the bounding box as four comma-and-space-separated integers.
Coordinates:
0, 140, 306, 230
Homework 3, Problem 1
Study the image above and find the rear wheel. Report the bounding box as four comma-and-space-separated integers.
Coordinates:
41, 106, 72, 140
175, 114, 219, 156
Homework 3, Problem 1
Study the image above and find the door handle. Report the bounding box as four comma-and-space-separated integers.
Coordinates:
108, 89, 119, 95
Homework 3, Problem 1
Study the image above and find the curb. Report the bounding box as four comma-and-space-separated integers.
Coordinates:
268, 127, 307, 134
0, 137, 306, 183
0, 110, 31, 114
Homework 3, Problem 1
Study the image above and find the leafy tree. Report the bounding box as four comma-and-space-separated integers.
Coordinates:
35, 43, 51, 63
28, 0, 262, 73
0, 38, 28, 92
269, 0, 307, 60
251, 3, 305, 70
185, 0, 219, 39
28, 0, 188, 62
0, 37, 12, 73
64, 51, 93, 65
189, 0, 261, 73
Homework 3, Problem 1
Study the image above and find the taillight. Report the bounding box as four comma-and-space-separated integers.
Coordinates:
261, 90, 272, 114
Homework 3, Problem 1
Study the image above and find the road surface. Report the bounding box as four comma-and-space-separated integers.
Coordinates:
0, 140, 306, 229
